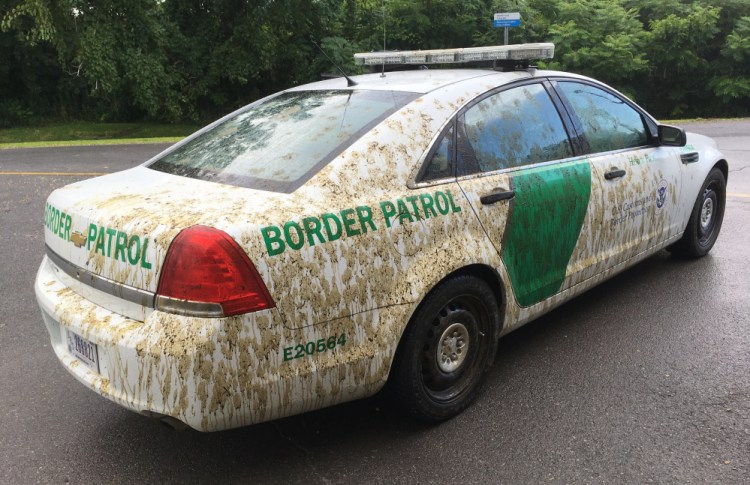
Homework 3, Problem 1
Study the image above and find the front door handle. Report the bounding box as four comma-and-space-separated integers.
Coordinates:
480, 188, 515, 205
604, 169, 626, 180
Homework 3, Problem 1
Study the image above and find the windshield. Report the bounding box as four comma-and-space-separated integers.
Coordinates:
148, 89, 419, 192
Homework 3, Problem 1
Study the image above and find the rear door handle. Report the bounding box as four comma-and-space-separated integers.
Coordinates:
480, 189, 515, 205
604, 169, 626, 180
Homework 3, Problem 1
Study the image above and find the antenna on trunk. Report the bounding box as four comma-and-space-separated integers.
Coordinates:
312, 40, 358, 87
381, 0, 387, 77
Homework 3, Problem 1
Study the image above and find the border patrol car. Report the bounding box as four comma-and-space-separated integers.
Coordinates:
35, 44, 727, 431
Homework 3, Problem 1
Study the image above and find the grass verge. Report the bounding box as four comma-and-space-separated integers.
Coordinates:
0, 122, 199, 149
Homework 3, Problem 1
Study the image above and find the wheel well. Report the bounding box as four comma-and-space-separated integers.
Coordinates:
403, 264, 507, 342
715, 159, 729, 183
386, 263, 507, 387
449, 264, 506, 336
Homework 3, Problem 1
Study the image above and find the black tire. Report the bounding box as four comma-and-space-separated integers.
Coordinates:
390, 275, 500, 422
671, 167, 726, 258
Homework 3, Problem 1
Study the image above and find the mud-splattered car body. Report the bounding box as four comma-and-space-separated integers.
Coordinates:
35, 60, 727, 431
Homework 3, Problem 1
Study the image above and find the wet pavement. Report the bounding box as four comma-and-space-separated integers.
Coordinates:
1, 121, 748, 484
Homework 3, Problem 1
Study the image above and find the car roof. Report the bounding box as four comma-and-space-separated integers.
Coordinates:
286, 69, 536, 94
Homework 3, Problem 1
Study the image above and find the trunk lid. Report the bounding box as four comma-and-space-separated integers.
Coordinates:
43, 166, 291, 318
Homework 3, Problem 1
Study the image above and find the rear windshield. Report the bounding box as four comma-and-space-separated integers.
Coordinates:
148, 89, 419, 192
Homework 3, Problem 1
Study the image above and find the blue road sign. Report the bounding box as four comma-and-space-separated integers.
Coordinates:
494, 19, 521, 28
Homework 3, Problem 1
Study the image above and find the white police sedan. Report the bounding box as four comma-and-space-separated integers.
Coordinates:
35, 44, 726, 431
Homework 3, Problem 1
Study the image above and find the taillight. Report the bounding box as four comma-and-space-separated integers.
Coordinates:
156, 225, 275, 317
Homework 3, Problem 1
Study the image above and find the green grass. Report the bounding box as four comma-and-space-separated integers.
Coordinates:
0, 122, 200, 149
662, 117, 748, 124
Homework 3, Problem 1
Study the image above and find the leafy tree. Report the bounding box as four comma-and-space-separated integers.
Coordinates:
711, 16, 750, 110
384, 0, 494, 50
3, 0, 185, 121
641, 4, 721, 116
2, 0, 749, 124
706, 1, 750, 113
547, 0, 648, 95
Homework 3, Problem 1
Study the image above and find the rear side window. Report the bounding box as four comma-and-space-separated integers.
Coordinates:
457, 83, 573, 175
148, 90, 418, 193
557, 82, 649, 153
421, 124, 455, 181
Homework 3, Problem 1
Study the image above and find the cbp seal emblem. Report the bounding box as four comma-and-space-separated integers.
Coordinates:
656, 179, 668, 211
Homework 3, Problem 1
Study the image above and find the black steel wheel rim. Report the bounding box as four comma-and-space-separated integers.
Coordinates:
419, 295, 489, 403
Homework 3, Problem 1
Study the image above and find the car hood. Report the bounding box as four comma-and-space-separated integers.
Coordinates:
686, 131, 719, 150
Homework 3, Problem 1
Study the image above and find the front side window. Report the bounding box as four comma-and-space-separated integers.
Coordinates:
149, 90, 419, 192
557, 81, 649, 153
457, 83, 573, 175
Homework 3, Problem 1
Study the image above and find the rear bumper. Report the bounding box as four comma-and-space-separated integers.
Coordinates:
34, 255, 404, 431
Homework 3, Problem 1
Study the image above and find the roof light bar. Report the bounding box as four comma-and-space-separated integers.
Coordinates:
354, 43, 554, 66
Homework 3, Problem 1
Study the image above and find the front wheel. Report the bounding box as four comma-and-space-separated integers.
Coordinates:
672, 167, 726, 258
390, 275, 500, 422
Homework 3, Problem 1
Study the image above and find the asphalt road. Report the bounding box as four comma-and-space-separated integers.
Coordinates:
1, 120, 748, 484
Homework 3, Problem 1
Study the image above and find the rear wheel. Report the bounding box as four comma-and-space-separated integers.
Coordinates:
390, 275, 500, 422
671, 168, 726, 258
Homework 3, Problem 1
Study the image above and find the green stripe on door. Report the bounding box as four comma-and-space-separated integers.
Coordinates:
502, 160, 591, 307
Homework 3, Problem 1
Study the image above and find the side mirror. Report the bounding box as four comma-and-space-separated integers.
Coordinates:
657, 124, 687, 147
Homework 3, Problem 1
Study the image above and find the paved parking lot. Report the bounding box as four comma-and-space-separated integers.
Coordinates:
1, 120, 748, 483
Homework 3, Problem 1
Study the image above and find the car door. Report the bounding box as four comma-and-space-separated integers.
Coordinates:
554, 80, 683, 269
448, 81, 600, 308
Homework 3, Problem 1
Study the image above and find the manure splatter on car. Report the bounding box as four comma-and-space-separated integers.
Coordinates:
35, 43, 728, 430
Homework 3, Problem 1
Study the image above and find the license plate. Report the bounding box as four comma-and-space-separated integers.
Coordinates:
66, 330, 99, 373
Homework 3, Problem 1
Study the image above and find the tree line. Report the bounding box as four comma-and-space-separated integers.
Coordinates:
1, 0, 749, 127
